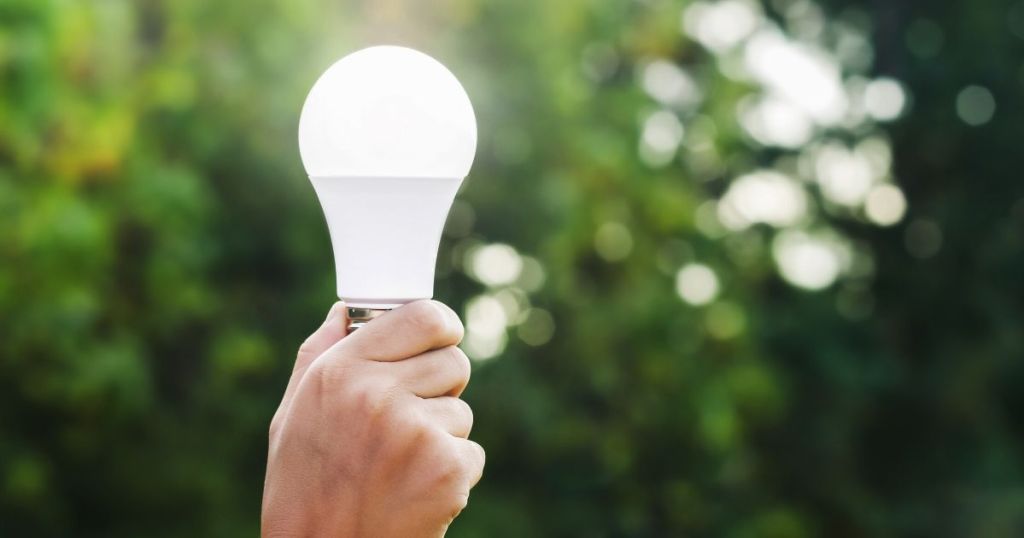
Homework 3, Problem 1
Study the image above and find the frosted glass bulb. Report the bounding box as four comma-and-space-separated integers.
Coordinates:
299, 46, 477, 178
298, 46, 477, 313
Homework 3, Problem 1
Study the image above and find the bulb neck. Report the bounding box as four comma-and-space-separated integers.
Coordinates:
346, 306, 391, 333
310, 176, 462, 303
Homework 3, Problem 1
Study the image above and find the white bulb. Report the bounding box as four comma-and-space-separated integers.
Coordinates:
299, 46, 477, 307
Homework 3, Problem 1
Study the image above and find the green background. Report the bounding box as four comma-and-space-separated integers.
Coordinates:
2, 0, 1024, 536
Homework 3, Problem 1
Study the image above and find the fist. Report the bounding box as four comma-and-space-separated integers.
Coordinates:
262, 301, 485, 537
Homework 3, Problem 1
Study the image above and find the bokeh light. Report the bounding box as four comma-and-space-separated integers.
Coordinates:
717, 171, 808, 229
676, 263, 720, 306
463, 294, 509, 360
772, 230, 850, 290
641, 60, 702, 109
466, 243, 523, 287
594, 222, 634, 262
864, 184, 907, 226
863, 78, 908, 121
639, 110, 685, 167
683, 0, 762, 53
956, 85, 997, 126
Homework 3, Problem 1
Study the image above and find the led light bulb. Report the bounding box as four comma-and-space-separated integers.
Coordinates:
299, 46, 477, 330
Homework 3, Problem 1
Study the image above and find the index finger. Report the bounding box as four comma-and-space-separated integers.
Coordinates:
272, 301, 348, 424
336, 300, 463, 362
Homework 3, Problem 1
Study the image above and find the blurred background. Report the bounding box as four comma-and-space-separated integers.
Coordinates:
2, 0, 1024, 535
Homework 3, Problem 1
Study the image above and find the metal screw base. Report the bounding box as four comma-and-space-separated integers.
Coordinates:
346, 307, 391, 333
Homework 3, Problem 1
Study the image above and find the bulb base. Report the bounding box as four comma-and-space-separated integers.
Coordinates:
346, 306, 391, 333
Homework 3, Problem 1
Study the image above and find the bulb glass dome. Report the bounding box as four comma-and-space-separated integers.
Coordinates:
299, 45, 477, 179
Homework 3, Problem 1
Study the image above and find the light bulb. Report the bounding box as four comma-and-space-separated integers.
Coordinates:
299, 46, 477, 329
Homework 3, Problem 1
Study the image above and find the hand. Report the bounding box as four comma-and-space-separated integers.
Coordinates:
262, 300, 484, 537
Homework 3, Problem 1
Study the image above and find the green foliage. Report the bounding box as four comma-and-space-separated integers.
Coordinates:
2, 0, 1024, 536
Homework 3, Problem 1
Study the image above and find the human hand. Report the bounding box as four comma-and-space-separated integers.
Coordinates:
262, 301, 484, 537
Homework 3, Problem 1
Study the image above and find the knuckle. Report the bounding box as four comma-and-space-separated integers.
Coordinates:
307, 359, 350, 395
295, 337, 319, 363
348, 377, 398, 419
436, 472, 472, 517
309, 360, 397, 418
450, 395, 473, 434
473, 444, 486, 471
429, 438, 472, 483
460, 441, 485, 481
400, 408, 433, 443
390, 413, 437, 460
451, 397, 474, 426
268, 412, 283, 439
439, 304, 465, 343
414, 435, 479, 515
434, 457, 466, 489
447, 492, 470, 520
447, 347, 472, 384
404, 301, 451, 339
454, 396, 473, 415
462, 445, 485, 477
305, 360, 333, 398
439, 303, 465, 342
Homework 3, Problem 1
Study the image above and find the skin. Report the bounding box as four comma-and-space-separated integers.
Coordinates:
262, 300, 485, 537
